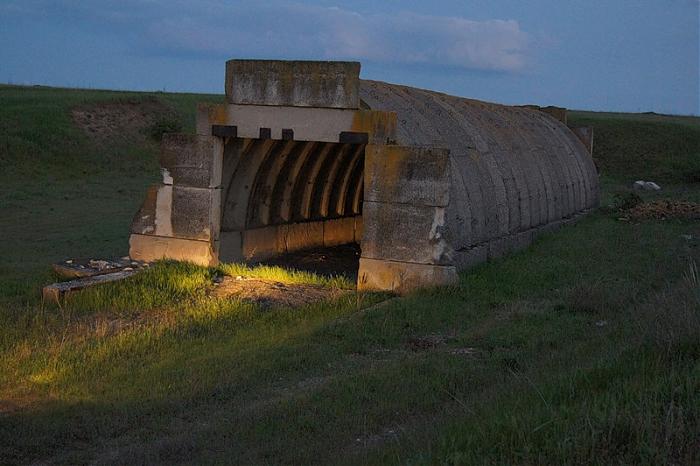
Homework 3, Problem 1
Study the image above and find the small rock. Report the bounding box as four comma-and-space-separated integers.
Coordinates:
633, 180, 661, 191
595, 320, 607, 327
124, 267, 133, 271
88, 259, 110, 270
235, 275, 244, 281
66, 259, 73, 264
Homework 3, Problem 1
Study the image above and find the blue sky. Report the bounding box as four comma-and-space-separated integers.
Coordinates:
1, 0, 698, 114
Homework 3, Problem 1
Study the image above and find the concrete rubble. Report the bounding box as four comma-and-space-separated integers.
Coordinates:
44, 257, 147, 303
633, 180, 662, 191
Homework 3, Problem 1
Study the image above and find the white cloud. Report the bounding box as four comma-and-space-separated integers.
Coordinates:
145, 3, 531, 72
2, 0, 531, 72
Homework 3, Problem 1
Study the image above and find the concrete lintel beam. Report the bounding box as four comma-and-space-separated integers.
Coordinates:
225, 59, 360, 109
197, 103, 396, 145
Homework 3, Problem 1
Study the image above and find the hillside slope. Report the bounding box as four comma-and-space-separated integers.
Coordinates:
0, 85, 698, 465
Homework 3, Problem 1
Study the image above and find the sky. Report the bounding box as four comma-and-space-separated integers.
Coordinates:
1, 0, 698, 114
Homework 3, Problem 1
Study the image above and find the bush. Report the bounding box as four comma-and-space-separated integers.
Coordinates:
146, 116, 182, 141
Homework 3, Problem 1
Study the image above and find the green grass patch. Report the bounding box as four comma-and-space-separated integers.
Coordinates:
570, 111, 700, 184
0, 88, 698, 464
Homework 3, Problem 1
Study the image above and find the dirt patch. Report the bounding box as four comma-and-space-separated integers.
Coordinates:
0, 393, 45, 416
71, 97, 178, 144
211, 276, 349, 308
624, 200, 700, 221
406, 332, 457, 351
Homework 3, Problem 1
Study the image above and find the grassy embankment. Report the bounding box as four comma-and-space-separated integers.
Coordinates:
0, 85, 699, 464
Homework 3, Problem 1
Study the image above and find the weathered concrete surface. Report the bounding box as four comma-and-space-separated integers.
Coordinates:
357, 258, 457, 294
361, 202, 452, 265
219, 216, 363, 262
364, 145, 450, 206
131, 185, 220, 242
129, 234, 219, 266
160, 134, 223, 188
323, 217, 356, 247
226, 60, 361, 109
359, 79, 600, 271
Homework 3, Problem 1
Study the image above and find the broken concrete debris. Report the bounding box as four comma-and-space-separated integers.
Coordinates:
43, 269, 139, 303
44, 257, 146, 303
633, 180, 662, 191
52, 257, 145, 279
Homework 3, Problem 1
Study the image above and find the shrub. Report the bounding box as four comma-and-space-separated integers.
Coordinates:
146, 116, 182, 141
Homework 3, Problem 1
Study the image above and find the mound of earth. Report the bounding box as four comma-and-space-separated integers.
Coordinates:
211, 276, 350, 308
71, 96, 178, 144
625, 200, 700, 220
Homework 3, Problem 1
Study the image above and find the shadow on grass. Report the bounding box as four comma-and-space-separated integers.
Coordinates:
2, 213, 699, 464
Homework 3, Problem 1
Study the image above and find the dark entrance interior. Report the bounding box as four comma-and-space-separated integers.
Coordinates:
219, 137, 366, 278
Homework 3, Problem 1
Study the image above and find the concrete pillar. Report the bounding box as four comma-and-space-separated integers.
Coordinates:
358, 145, 458, 293
128, 133, 224, 266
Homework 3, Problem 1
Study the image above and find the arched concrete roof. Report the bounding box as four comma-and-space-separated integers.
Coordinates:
359, 79, 599, 265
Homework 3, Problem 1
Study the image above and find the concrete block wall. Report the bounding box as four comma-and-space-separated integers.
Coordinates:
220, 216, 363, 262
129, 133, 223, 266
358, 145, 458, 293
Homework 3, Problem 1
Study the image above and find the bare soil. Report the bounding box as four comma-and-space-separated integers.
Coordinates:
211, 276, 350, 308
625, 200, 700, 221
71, 97, 177, 143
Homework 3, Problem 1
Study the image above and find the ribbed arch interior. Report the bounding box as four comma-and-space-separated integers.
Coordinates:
220, 138, 365, 233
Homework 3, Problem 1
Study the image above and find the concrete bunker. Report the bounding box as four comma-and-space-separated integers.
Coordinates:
129, 59, 599, 293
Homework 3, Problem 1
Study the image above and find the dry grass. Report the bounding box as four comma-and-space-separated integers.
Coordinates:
632, 260, 700, 358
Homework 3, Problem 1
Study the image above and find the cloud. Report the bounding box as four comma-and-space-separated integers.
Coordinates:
147, 2, 531, 72
2, 0, 531, 72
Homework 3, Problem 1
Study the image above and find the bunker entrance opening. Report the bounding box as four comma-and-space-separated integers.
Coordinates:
218, 137, 366, 270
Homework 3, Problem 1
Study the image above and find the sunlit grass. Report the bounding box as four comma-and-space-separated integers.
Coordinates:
217, 262, 355, 289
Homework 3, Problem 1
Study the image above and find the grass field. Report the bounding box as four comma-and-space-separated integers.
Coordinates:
1, 84, 699, 465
